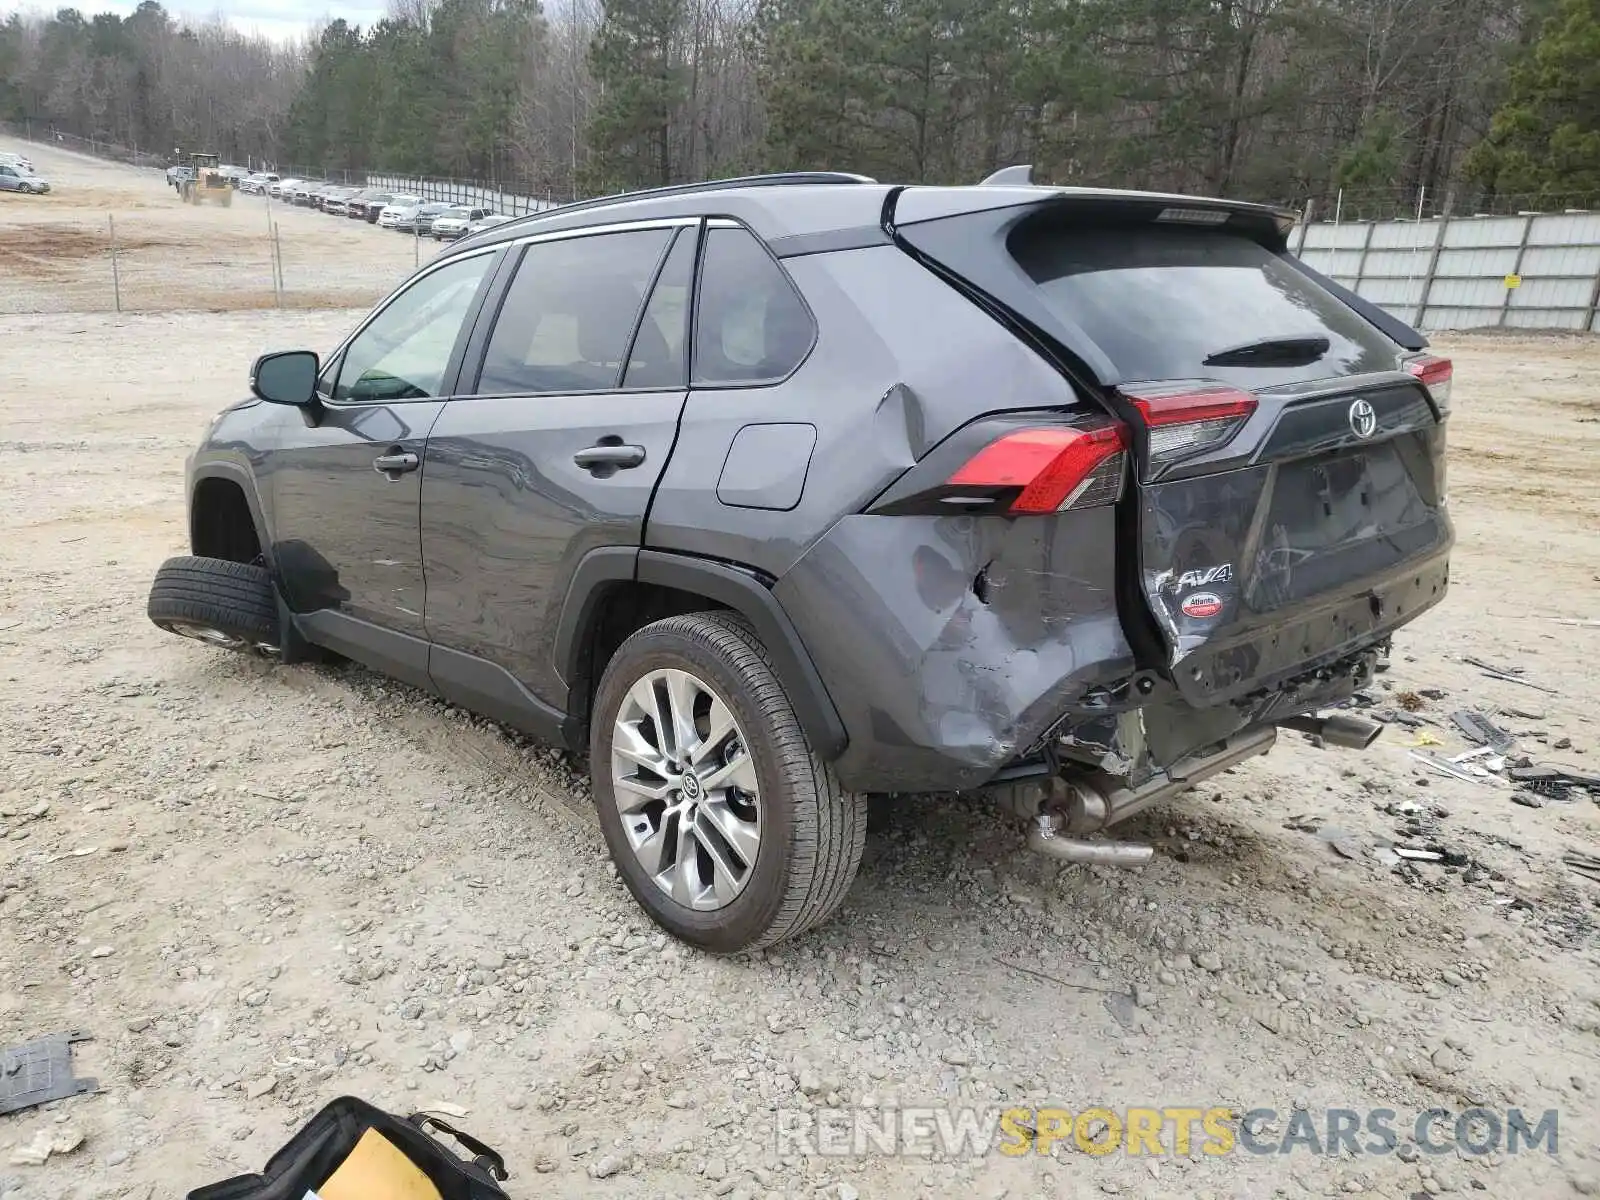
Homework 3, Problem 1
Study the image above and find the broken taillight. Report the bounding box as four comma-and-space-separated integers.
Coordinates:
946, 423, 1129, 513
1404, 354, 1453, 415
1120, 382, 1258, 467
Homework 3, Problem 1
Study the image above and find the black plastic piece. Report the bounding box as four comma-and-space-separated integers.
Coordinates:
0, 1031, 97, 1115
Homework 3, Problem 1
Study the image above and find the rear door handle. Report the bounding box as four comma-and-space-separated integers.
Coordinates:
373, 450, 420, 476
573, 443, 646, 471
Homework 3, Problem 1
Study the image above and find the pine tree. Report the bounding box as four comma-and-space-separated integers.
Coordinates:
1466, 0, 1600, 204
585, 0, 687, 191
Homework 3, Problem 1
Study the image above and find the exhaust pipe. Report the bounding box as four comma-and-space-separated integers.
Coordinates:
1003, 725, 1281, 868
1028, 815, 1155, 868
1280, 712, 1385, 750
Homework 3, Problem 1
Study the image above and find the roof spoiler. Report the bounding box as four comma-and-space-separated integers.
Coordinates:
1287, 255, 1430, 350
980, 165, 1033, 186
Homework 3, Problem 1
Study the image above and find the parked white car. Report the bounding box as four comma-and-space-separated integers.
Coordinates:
0, 150, 35, 173
376, 194, 423, 228
0, 161, 50, 194
428, 206, 497, 240
268, 177, 301, 200
241, 172, 280, 195
466, 213, 513, 236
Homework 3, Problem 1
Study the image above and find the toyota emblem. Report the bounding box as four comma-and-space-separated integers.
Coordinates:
1348, 398, 1377, 439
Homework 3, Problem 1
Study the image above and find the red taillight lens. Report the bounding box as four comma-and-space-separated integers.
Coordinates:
1120, 382, 1258, 466
948, 424, 1129, 514
1405, 354, 1453, 414
1125, 384, 1258, 428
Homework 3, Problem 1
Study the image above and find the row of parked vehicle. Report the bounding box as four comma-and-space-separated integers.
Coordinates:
0, 149, 50, 194
230, 171, 511, 239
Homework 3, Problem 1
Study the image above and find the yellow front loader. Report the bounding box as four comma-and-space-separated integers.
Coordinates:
179, 153, 232, 207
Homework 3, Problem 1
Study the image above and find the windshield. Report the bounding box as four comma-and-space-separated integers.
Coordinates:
1009, 223, 1401, 386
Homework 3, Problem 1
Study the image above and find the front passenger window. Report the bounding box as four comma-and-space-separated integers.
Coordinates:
334, 253, 492, 403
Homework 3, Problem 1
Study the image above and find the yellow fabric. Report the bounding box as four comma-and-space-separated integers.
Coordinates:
315, 1128, 443, 1200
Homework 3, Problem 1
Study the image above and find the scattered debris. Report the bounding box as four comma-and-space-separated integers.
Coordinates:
6, 1126, 85, 1166
1395, 846, 1445, 862
1410, 750, 1496, 785
0, 1032, 98, 1115
1405, 730, 1443, 747
1511, 793, 1545, 809
1318, 825, 1363, 860
1462, 655, 1523, 676
1451, 709, 1515, 753
1397, 691, 1426, 711
1461, 655, 1558, 693
1510, 764, 1600, 799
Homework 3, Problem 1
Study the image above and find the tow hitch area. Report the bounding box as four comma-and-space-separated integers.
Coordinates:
997, 725, 1279, 867
1004, 709, 1388, 865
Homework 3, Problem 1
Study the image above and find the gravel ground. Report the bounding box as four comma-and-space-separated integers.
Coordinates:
2, 149, 1600, 1200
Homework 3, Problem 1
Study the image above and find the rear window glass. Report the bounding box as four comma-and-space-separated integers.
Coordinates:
1009, 224, 1399, 385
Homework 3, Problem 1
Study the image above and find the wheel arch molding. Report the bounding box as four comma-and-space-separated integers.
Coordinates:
553, 547, 848, 762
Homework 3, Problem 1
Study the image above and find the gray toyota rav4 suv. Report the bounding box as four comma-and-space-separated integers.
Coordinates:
149, 171, 1454, 952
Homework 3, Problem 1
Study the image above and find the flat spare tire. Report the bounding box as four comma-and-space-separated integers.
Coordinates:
147, 555, 280, 655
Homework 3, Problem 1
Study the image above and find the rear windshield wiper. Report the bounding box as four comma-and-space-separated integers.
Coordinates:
1202, 334, 1330, 367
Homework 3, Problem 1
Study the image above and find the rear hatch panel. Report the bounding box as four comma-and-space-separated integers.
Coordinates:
893, 192, 1453, 707
1138, 379, 1449, 705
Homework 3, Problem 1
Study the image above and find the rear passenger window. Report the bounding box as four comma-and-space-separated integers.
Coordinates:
693, 226, 814, 385
477, 229, 673, 395
623, 229, 695, 389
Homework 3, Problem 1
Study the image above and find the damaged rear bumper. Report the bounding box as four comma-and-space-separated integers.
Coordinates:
775, 513, 1448, 796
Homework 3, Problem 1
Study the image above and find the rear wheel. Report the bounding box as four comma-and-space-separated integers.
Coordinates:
148, 555, 279, 656
590, 612, 866, 954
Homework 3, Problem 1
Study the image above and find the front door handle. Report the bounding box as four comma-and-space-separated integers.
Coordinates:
573, 443, 646, 472
373, 450, 420, 477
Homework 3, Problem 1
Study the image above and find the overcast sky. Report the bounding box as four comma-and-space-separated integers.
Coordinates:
23, 2, 393, 42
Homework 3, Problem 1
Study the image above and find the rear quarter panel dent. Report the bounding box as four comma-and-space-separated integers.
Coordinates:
775, 511, 1136, 793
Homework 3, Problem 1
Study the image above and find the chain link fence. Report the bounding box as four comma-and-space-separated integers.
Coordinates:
0, 195, 459, 315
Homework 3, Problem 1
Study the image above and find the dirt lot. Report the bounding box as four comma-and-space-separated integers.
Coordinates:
2, 145, 1600, 1200
0, 142, 442, 314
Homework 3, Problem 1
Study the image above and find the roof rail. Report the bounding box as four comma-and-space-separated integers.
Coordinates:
506, 171, 878, 228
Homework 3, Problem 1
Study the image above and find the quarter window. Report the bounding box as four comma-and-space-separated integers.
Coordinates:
692, 226, 815, 385
477, 229, 674, 395
333, 254, 492, 403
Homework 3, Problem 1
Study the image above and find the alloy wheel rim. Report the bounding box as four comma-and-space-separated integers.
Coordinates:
612, 668, 760, 911
165, 621, 278, 655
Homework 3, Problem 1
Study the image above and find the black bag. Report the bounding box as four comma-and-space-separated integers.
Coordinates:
187, 1096, 511, 1200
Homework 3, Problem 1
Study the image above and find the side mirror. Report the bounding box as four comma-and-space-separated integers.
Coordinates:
250, 350, 320, 406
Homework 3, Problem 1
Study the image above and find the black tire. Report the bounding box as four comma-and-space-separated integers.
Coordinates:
589, 611, 866, 954
147, 555, 279, 655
